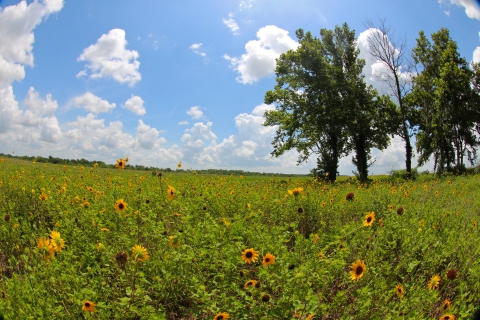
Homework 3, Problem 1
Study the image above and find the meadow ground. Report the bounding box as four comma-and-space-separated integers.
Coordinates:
0, 158, 479, 319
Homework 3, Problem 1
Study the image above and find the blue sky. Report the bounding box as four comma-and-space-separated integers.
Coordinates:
0, 0, 479, 174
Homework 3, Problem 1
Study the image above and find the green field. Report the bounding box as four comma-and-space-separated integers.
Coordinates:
0, 158, 479, 319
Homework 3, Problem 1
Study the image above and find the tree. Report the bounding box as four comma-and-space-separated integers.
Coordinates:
409, 28, 479, 172
263, 23, 397, 182
363, 18, 415, 176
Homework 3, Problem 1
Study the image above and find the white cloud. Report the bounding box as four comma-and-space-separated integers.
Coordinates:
77, 28, 141, 86
186, 106, 203, 119
136, 120, 165, 149
0, 0, 64, 87
189, 43, 206, 57
122, 94, 145, 116
223, 13, 240, 35
179, 121, 189, 125
233, 140, 257, 157
23, 87, 58, 116
473, 46, 480, 63
239, 0, 254, 10
73, 92, 116, 114
0, 86, 22, 133
224, 25, 298, 84
442, 0, 480, 20
181, 121, 217, 147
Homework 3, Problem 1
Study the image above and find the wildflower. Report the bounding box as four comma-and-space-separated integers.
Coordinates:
349, 259, 366, 281
101, 228, 110, 232
50, 230, 65, 252
213, 313, 230, 320
261, 294, 270, 302
439, 315, 455, 320
244, 280, 257, 289
379, 219, 384, 227
288, 187, 303, 196
395, 284, 405, 297
318, 252, 323, 259
168, 235, 180, 248
474, 221, 477, 229
241, 248, 259, 264
93, 163, 98, 168
423, 185, 428, 191
39, 192, 48, 201
167, 185, 175, 201
82, 300, 96, 312
346, 192, 354, 201
313, 233, 319, 244
443, 299, 451, 311
132, 244, 149, 262
397, 207, 404, 215
262, 253, 275, 267
428, 274, 441, 289
307, 314, 314, 320
363, 212, 375, 227
114, 199, 127, 212
446, 269, 457, 280
97, 243, 104, 252
177, 162, 182, 169
115, 251, 128, 269
37, 237, 55, 261
115, 158, 126, 169
389, 204, 394, 210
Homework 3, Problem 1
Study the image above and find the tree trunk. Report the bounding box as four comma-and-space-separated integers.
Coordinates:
354, 134, 369, 182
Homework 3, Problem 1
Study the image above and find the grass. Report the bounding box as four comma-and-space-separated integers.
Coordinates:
0, 157, 479, 319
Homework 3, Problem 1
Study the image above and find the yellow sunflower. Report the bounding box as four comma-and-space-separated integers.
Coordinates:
428, 274, 441, 289
262, 253, 275, 267
241, 248, 259, 264
177, 162, 182, 169
168, 235, 180, 248
244, 279, 257, 289
82, 300, 96, 312
439, 315, 455, 320
443, 299, 452, 311
49, 230, 65, 252
213, 313, 230, 320
37, 237, 55, 261
39, 192, 48, 201
363, 212, 375, 227
395, 284, 405, 297
115, 158, 125, 169
287, 187, 303, 196
167, 185, 175, 201
349, 259, 366, 281
132, 244, 149, 262
114, 199, 127, 212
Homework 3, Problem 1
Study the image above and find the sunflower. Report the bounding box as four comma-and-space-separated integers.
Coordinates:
244, 279, 257, 289
288, 187, 304, 196
443, 299, 452, 311
428, 274, 441, 289
439, 315, 455, 320
132, 244, 149, 262
167, 185, 175, 201
395, 284, 405, 297
318, 251, 323, 260
177, 162, 182, 169
37, 237, 55, 261
363, 212, 375, 227
213, 313, 230, 320
262, 253, 275, 267
115, 158, 125, 169
82, 300, 96, 312
115, 199, 127, 212
168, 235, 180, 248
241, 248, 259, 264
349, 259, 366, 281
39, 192, 48, 201
50, 230, 65, 252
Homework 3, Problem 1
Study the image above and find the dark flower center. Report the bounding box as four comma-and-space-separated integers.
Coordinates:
85, 302, 90, 307
265, 258, 270, 262
119, 161, 123, 166
217, 316, 223, 320
246, 252, 253, 258
355, 266, 363, 275
367, 217, 372, 223
119, 203, 124, 209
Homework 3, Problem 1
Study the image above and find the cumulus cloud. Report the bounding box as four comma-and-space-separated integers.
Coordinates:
0, 0, 64, 87
73, 92, 116, 114
136, 120, 165, 149
122, 94, 145, 116
186, 106, 203, 119
179, 121, 189, 125
440, 0, 480, 20
0, 86, 22, 133
223, 13, 240, 35
224, 25, 298, 84
77, 28, 141, 86
239, 0, 254, 10
189, 43, 206, 57
181, 121, 217, 147
473, 46, 480, 63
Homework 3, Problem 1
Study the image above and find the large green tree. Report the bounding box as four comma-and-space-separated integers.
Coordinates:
409, 28, 479, 172
264, 23, 398, 182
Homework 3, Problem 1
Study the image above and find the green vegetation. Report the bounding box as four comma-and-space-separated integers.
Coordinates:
0, 158, 479, 319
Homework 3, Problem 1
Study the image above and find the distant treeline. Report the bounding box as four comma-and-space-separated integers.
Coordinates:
0, 153, 308, 177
